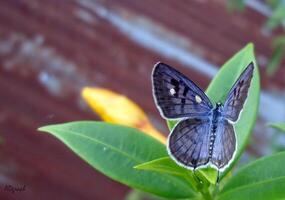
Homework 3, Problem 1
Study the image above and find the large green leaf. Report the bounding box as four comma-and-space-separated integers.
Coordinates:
217, 152, 285, 200
38, 122, 195, 199
167, 43, 260, 177
207, 44, 260, 175
268, 122, 285, 132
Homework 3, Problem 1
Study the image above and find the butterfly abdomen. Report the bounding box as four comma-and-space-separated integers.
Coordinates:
209, 105, 223, 159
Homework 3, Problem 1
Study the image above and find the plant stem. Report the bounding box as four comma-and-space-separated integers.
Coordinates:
200, 189, 213, 200
190, 171, 213, 200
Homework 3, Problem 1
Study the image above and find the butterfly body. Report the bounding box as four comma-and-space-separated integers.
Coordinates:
152, 62, 254, 172
209, 103, 223, 155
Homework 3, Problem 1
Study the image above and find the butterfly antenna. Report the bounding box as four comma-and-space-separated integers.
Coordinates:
193, 168, 200, 182
193, 168, 204, 188
193, 168, 197, 179
216, 170, 220, 185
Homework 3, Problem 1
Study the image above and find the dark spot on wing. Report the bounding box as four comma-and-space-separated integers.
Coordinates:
183, 86, 189, 96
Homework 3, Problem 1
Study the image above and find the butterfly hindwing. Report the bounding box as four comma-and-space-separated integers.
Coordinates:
223, 62, 254, 122
168, 118, 211, 169
211, 119, 236, 171
152, 62, 213, 119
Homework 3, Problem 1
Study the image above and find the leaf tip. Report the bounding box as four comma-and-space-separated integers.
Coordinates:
267, 122, 285, 132
246, 42, 254, 50
37, 125, 55, 134
37, 126, 47, 133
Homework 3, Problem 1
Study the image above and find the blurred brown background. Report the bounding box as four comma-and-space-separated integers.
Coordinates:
0, 0, 284, 199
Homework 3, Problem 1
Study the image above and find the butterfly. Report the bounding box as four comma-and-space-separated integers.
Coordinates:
152, 62, 254, 172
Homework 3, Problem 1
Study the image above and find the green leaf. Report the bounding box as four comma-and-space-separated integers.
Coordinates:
266, 3, 285, 30
207, 44, 259, 176
266, 45, 284, 76
135, 157, 189, 176
134, 157, 199, 190
135, 157, 217, 187
197, 167, 218, 185
266, 36, 285, 76
167, 43, 260, 178
266, 0, 280, 9
268, 122, 285, 132
38, 122, 195, 199
125, 190, 167, 200
218, 152, 285, 200
227, 0, 246, 11
166, 120, 177, 130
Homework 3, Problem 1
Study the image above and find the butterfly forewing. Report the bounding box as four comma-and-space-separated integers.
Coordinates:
223, 62, 254, 122
211, 120, 236, 170
152, 62, 213, 119
168, 118, 211, 169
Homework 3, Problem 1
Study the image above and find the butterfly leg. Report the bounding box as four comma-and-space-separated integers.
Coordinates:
216, 170, 220, 184
193, 168, 204, 189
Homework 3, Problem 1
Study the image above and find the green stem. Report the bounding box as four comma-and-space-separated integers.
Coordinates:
191, 171, 213, 200
200, 188, 213, 200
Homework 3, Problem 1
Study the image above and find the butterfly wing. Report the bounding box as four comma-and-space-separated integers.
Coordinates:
223, 62, 254, 123
168, 118, 211, 169
152, 62, 213, 119
211, 119, 236, 171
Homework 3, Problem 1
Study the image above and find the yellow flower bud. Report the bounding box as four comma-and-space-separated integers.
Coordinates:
81, 87, 166, 144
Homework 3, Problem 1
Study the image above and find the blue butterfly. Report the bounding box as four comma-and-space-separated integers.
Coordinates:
152, 62, 254, 172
